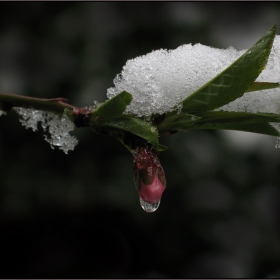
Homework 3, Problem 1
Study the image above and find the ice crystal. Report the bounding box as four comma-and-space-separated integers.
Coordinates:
15, 108, 78, 154
107, 35, 280, 117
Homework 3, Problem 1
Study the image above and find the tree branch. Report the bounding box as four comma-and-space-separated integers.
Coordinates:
0, 92, 76, 113
0, 92, 94, 128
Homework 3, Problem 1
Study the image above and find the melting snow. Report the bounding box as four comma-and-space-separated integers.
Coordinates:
15, 108, 78, 154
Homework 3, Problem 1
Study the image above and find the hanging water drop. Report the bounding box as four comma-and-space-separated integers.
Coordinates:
133, 146, 166, 213
139, 197, 160, 213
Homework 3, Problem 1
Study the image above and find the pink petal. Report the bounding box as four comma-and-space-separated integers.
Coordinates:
138, 172, 166, 204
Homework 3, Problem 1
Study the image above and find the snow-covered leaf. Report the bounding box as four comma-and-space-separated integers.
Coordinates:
181, 25, 277, 114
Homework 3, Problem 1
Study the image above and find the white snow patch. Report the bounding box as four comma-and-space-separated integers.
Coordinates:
107, 35, 280, 117
107, 44, 245, 117
15, 108, 78, 154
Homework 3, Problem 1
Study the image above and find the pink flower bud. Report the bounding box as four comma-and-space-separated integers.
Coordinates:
133, 147, 166, 204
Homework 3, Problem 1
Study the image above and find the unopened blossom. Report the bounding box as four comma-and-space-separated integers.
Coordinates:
133, 146, 166, 204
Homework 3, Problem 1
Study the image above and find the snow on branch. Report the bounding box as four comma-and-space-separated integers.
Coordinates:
107, 36, 280, 117
15, 108, 78, 154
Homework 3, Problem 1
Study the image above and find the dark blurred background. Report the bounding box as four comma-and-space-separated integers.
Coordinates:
0, 2, 280, 278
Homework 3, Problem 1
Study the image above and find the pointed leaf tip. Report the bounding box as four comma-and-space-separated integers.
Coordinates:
92, 91, 132, 119
245, 82, 280, 93
181, 25, 277, 114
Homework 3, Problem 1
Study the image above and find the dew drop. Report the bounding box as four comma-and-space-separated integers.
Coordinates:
139, 197, 160, 213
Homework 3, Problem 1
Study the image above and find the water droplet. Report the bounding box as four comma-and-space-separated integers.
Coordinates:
139, 197, 160, 213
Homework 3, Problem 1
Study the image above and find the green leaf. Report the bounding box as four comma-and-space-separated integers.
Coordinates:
157, 110, 280, 135
157, 112, 201, 133
245, 82, 280, 93
92, 91, 132, 119
90, 91, 165, 151
181, 25, 277, 114
196, 110, 280, 124
100, 116, 160, 148
157, 144, 168, 152
192, 122, 280, 136
190, 110, 280, 136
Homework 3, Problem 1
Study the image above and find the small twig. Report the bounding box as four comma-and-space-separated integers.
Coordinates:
0, 92, 76, 114
0, 92, 95, 128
